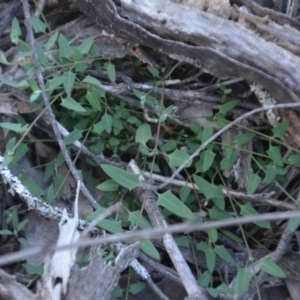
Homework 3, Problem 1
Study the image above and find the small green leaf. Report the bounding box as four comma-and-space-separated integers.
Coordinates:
239, 203, 270, 228
128, 211, 152, 230
236, 268, 253, 296
202, 150, 216, 172
0, 230, 13, 235
22, 263, 44, 276
102, 113, 112, 134
135, 124, 152, 146
157, 190, 195, 220
147, 66, 159, 78
208, 206, 232, 220
247, 173, 261, 194
45, 31, 58, 50
180, 186, 191, 203
93, 121, 104, 135
272, 121, 289, 138
100, 164, 140, 190
0, 122, 27, 133
208, 228, 218, 243
161, 140, 177, 152
267, 146, 283, 166
219, 100, 239, 115
61, 96, 86, 112
202, 126, 214, 143
174, 236, 190, 247
264, 164, 277, 185
58, 34, 72, 58
198, 270, 211, 288
63, 71, 76, 95
139, 239, 160, 260
260, 257, 286, 278
235, 133, 256, 146
168, 149, 192, 168
204, 248, 216, 273
0, 77, 28, 88
289, 218, 300, 232
31, 15, 47, 33
63, 128, 82, 145
46, 76, 65, 91
73, 49, 88, 73
221, 230, 243, 243
214, 245, 234, 264
85, 90, 101, 111
78, 37, 94, 54
97, 219, 123, 233
129, 282, 147, 295
83, 75, 101, 86
17, 219, 28, 232
107, 62, 116, 83
10, 18, 21, 44
288, 155, 300, 165
0, 51, 8, 64
24, 178, 45, 196
97, 180, 119, 192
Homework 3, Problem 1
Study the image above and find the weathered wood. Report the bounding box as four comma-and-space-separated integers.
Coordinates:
71, 0, 300, 105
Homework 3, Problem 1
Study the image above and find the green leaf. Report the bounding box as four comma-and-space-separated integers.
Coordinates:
107, 62, 116, 83
208, 228, 218, 243
98, 219, 123, 233
202, 126, 214, 143
157, 190, 195, 220
23, 178, 45, 196
168, 149, 192, 168
267, 146, 283, 166
239, 203, 270, 228
61, 96, 86, 112
0, 230, 13, 235
22, 263, 44, 276
135, 124, 152, 146
100, 164, 140, 190
219, 100, 239, 115
235, 132, 256, 146
198, 270, 211, 288
236, 268, 253, 296
272, 121, 289, 138
202, 150, 215, 172
129, 282, 147, 295
35, 43, 50, 67
46, 76, 65, 91
85, 90, 101, 111
180, 186, 191, 203
31, 15, 47, 33
0, 51, 8, 64
128, 211, 152, 230
289, 218, 300, 232
78, 37, 94, 54
161, 140, 177, 152
260, 257, 286, 278
45, 31, 58, 50
45, 184, 55, 204
73, 48, 88, 73
0, 77, 28, 88
0, 122, 27, 133
139, 239, 160, 260
193, 175, 224, 209
83, 75, 101, 86
58, 34, 72, 58
147, 66, 159, 78
221, 230, 243, 243
214, 245, 234, 264
97, 180, 119, 192
247, 173, 261, 194
17, 219, 28, 232
10, 18, 21, 44
63, 128, 82, 145
264, 164, 277, 185
63, 71, 76, 95
288, 155, 300, 165
204, 248, 216, 273
174, 236, 190, 247
102, 113, 112, 134
208, 206, 232, 220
